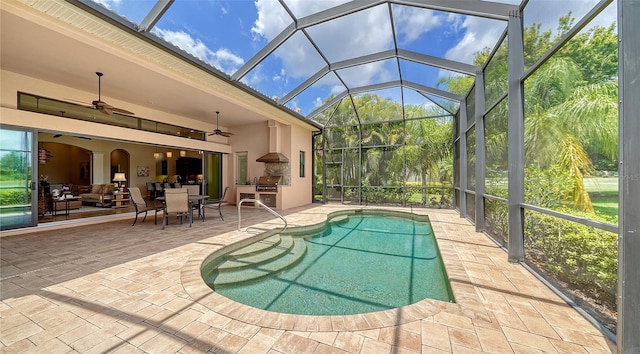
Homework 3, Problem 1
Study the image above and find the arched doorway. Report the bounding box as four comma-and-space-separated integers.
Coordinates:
110, 149, 130, 187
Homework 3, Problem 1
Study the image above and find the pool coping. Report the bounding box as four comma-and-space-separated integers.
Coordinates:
180, 207, 491, 332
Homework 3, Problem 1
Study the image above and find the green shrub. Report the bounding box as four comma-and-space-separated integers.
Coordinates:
0, 189, 30, 205
525, 210, 617, 310
524, 165, 575, 209
485, 199, 508, 245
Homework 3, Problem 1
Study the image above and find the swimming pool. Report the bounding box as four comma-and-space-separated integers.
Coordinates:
201, 210, 454, 315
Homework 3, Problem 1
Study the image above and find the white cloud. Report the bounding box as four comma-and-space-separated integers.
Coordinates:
243, 65, 266, 87
444, 15, 506, 65
153, 28, 244, 74
92, 0, 121, 10
251, 0, 291, 41
251, 1, 395, 85
393, 6, 441, 44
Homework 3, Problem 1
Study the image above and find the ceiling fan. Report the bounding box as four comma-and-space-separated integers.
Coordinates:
208, 111, 233, 137
79, 72, 135, 115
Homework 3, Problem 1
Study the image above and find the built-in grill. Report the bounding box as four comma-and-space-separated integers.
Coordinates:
255, 176, 281, 192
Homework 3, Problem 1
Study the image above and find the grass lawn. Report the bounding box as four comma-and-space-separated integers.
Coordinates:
584, 177, 619, 220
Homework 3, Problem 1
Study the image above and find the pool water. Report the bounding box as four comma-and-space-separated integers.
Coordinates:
202, 212, 454, 315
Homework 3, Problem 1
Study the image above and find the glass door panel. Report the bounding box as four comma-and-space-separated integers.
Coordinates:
0, 127, 36, 230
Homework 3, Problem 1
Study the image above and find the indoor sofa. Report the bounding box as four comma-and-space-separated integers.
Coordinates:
79, 184, 114, 207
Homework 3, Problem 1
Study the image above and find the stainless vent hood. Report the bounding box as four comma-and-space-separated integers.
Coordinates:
256, 152, 289, 163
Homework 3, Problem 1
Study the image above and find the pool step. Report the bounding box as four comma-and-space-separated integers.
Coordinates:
209, 236, 307, 287
217, 235, 294, 271
227, 235, 282, 258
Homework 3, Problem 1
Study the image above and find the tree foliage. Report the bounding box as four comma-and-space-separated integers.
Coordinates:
317, 93, 454, 205
439, 13, 618, 213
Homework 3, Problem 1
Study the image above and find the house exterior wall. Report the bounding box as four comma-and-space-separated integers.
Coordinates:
282, 123, 314, 208
228, 121, 315, 210
1, 69, 315, 210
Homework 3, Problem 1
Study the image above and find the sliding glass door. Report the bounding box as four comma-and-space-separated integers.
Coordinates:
204, 152, 222, 199
0, 127, 36, 230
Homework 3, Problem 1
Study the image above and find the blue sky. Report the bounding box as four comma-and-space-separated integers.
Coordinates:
92, 0, 614, 118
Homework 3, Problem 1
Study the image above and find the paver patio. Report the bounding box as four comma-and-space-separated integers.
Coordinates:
1, 204, 614, 353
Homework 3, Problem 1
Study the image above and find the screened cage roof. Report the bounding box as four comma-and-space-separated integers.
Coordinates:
84, 0, 523, 126
4, 0, 611, 132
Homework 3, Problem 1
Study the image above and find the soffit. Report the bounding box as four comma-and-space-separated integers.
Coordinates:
1, 0, 318, 131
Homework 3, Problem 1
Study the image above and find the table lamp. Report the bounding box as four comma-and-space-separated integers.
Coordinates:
113, 172, 127, 190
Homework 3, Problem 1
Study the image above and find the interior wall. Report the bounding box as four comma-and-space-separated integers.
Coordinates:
38, 142, 92, 186
38, 134, 158, 192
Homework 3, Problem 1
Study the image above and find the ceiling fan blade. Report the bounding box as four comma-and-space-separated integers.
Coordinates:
110, 107, 135, 115
65, 98, 93, 107
52, 134, 91, 140
220, 131, 234, 137
92, 100, 134, 115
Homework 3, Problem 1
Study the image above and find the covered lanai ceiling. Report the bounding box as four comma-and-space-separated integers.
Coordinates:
80, 0, 522, 126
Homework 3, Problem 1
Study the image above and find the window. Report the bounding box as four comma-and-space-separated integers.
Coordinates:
237, 152, 247, 185
299, 151, 305, 177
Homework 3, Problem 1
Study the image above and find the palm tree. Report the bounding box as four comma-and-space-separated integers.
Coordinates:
524, 57, 618, 211
403, 116, 453, 205
438, 19, 618, 213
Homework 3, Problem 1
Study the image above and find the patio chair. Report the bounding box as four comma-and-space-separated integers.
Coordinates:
204, 186, 229, 221
129, 187, 162, 226
162, 188, 192, 229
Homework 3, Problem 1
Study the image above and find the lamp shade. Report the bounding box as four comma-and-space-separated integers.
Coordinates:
166, 151, 173, 158
113, 172, 127, 182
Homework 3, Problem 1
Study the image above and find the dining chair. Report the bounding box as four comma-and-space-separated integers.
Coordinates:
204, 186, 229, 221
129, 187, 162, 226
162, 188, 192, 229
183, 185, 205, 220
145, 182, 156, 200
154, 182, 164, 197
183, 185, 200, 196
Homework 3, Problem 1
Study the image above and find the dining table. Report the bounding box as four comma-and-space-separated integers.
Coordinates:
155, 194, 210, 222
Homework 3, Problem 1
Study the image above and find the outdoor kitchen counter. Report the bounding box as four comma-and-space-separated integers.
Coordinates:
236, 184, 283, 209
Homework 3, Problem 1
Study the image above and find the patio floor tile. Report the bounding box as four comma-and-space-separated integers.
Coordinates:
0, 205, 614, 353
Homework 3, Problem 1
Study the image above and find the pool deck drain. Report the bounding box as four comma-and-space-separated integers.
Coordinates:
0, 204, 614, 353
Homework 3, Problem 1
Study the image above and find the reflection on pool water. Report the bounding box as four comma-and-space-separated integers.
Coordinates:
201, 210, 454, 315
